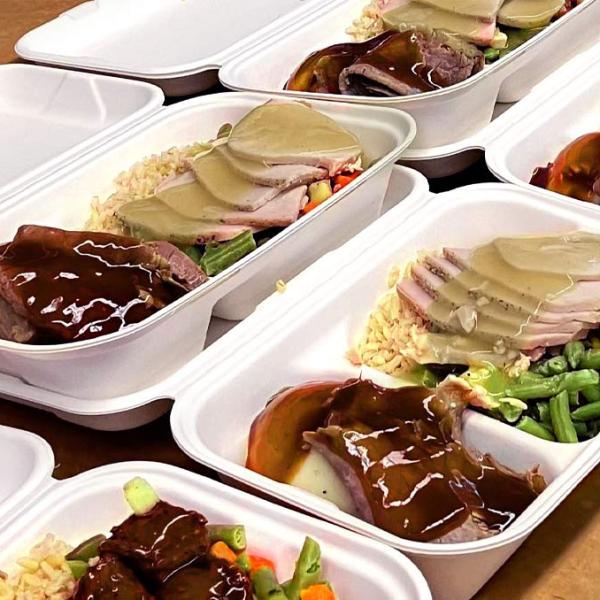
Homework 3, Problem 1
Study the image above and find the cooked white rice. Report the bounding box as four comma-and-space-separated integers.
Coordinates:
349, 264, 428, 377
86, 142, 210, 236
0, 535, 75, 600
346, 1, 385, 41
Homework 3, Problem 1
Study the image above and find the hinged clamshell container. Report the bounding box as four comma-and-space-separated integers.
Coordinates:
15, 0, 330, 97
0, 425, 431, 600
218, 0, 600, 172
0, 168, 428, 431
0, 64, 163, 201
170, 173, 600, 599
485, 50, 600, 207
0, 93, 421, 425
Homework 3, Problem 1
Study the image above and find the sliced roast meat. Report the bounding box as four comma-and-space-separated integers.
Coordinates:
302, 380, 544, 542
100, 500, 210, 585
155, 170, 196, 194
190, 149, 280, 212
74, 553, 154, 600
217, 145, 328, 189
227, 102, 362, 174
412, 264, 587, 335
146, 241, 208, 290
0, 296, 35, 343
218, 186, 307, 228
444, 246, 600, 312
339, 30, 483, 97
0, 226, 191, 344
397, 278, 584, 350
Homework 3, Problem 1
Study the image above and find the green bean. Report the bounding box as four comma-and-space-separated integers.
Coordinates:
580, 349, 600, 370
573, 421, 588, 438
518, 371, 545, 384
564, 341, 585, 370
550, 391, 578, 443
530, 361, 551, 376
546, 355, 568, 375
516, 416, 556, 441
283, 537, 322, 600
66, 534, 106, 562
484, 48, 501, 62
251, 567, 288, 600
66, 560, 88, 580
505, 370, 599, 400
571, 401, 600, 422
182, 245, 203, 264
536, 401, 551, 426
236, 552, 251, 572
582, 384, 600, 404
208, 525, 247, 552
569, 391, 580, 408
200, 230, 257, 277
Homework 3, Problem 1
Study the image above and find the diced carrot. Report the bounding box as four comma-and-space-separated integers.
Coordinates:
334, 171, 361, 189
300, 583, 335, 600
301, 199, 323, 215
248, 554, 276, 573
210, 541, 237, 564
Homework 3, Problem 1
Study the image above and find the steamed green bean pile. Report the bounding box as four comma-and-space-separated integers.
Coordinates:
504, 341, 600, 443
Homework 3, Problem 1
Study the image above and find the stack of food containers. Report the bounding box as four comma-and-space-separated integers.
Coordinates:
1, 0, 599, 598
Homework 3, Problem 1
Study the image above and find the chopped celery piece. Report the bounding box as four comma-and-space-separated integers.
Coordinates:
123, 477, 160, 516
67, 560, 88, 580
66, 534, 106, 562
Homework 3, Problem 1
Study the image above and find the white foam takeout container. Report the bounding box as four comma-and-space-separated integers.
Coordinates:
219, 0, 600, 170
0, 167, 427, 430
0, 64, 163, 201
0, 429, 432, 600
170, 175, 600, 600
0, 97, 418, 412
486, 49, 600, 206
14, 0, 331, 97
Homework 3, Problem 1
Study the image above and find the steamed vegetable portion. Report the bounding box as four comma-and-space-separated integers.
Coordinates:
352, 231, 600, 442
287, 0, 583, 96
1, 478, 338, 600
530, 132, 600, 203
247, 379, 545, 542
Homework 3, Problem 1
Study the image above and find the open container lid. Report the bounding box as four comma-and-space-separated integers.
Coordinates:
15, 0, 328, 83
0, 425, 54, 523
0, 64, 164, 201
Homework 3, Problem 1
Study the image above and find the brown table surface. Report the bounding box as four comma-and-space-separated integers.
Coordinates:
0, 1, 599, 598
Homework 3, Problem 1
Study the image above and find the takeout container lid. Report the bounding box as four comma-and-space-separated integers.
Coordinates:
14, 0, 329, 96
169, 176, 600, 599
0, 64, 164, 201
217, 0, 600, 174
0, 426, 432, 599
0, 166, 428, 430
0, 424, 54, 523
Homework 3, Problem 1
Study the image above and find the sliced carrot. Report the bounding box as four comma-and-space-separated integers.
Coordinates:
210, 541, 237, 564
300, 583, 335, 600
248, 554, 276, 573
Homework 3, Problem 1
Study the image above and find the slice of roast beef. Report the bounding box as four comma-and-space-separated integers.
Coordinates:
0, 225, 194, 344
145, 241, 208, 290
0, 296, 35, 343
217, 145, 328, 189
338, 30, 483, 97
302, 379, 544, 543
